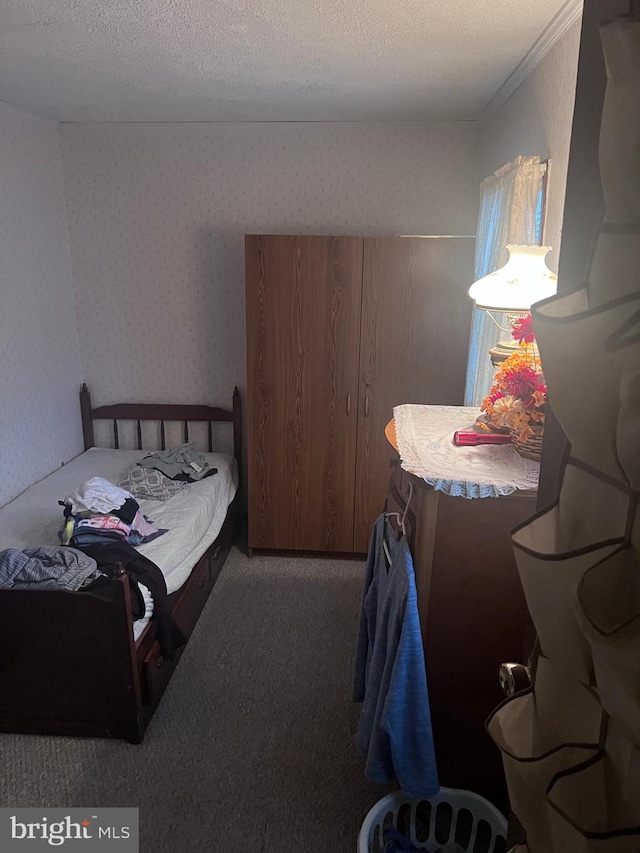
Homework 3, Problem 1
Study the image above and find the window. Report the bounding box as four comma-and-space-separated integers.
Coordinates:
464, 156, 548, 406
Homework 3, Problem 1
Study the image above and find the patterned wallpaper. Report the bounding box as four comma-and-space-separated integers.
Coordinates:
0, 103, 83, 508
59, 121, 480, 446
479, 21, 582, 273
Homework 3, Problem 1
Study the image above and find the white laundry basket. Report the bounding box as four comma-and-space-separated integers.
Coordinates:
358, 788, 508, 853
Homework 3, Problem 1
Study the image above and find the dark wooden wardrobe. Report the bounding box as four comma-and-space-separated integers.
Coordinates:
245, 234, 475, 554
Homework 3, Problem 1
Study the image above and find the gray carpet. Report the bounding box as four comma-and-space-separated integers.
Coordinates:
0, 547, 393, 852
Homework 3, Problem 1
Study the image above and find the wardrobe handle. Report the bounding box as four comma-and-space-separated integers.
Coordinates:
346, 394, 351, 415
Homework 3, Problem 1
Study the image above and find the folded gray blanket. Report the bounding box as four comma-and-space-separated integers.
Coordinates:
0, 546, 102, 591
139, 441, 214, 482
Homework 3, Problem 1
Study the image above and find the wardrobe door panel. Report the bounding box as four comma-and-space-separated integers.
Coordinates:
353, 237, 475, 553
246, 235, 363, 551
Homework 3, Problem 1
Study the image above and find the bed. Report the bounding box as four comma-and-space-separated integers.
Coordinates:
0, 384, 243, 743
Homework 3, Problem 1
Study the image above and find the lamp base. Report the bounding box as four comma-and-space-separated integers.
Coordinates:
489, 339, 521, 367
489, 339, 540, 368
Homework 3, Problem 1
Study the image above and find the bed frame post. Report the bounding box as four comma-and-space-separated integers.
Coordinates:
232, 386, 242, 483
80, 383, 95, 450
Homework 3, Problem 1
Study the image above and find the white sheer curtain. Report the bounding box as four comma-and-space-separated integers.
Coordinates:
464, 155, 546, 406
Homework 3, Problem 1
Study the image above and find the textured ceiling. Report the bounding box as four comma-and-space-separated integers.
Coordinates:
0, 0, 569, 123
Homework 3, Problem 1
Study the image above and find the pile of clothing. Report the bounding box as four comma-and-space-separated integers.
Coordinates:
0, 545, 104, 592
56, 474, 186, 657
59, 477, 166, 548
119, 442, 217, 501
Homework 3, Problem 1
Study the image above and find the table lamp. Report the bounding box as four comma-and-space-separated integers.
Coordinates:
468, 244, 558, 365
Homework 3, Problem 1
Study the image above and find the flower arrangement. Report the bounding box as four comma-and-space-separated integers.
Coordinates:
481, 314, 546, 443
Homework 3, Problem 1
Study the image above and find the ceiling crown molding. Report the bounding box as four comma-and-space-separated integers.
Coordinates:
478, 0, 584, 125
0, 98, 55, 126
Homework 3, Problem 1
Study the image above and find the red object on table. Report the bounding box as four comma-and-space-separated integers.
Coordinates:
453, 429, 512, 446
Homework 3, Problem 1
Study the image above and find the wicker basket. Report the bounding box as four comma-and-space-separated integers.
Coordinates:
510, 423, 544, 461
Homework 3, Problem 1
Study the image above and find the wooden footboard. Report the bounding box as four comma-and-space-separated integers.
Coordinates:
0, 572, 144, 742
0, 386, 243, 743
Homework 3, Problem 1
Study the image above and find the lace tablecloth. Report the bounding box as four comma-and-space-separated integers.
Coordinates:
393, 404, 540, 499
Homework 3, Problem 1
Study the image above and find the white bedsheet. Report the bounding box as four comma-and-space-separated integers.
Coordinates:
0, 448, 238, 638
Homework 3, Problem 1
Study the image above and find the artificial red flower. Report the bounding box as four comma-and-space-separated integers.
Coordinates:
511, 314, 535, 344
481, 350, 547, 442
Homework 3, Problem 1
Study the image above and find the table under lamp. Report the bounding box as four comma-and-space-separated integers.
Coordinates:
468, 244, 558, 366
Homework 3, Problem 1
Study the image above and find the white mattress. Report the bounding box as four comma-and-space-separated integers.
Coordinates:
0, 448, 238, 637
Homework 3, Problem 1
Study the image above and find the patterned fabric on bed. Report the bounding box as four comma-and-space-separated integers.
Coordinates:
0, 546, 103, 591
119, 466, 188, 501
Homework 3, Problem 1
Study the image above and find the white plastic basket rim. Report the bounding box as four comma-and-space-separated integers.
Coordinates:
357, 787, 508, 853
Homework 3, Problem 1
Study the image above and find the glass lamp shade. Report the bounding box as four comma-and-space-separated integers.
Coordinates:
468, 244, 558, 312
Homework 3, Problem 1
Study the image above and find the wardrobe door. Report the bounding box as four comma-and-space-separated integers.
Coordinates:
353, 237, 475, 553
246, 235, 363, 552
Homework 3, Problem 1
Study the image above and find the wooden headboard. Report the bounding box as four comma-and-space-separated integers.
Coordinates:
79, 384, 242, 479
